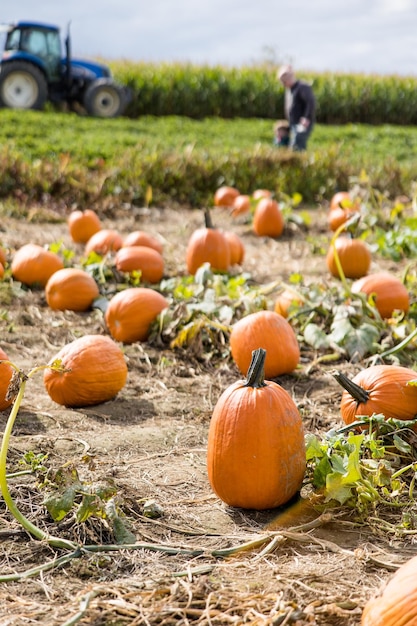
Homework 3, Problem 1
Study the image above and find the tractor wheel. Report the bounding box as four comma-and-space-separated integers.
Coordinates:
0, 62, 48, 110
83, 79, 127, 118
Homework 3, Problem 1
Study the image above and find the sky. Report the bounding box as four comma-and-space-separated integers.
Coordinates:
3, 0, 417, 76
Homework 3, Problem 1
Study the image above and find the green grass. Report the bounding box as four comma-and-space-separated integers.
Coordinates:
2, 109, 417, 169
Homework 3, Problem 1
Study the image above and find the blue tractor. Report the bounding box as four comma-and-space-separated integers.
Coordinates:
0, 21, 130, 117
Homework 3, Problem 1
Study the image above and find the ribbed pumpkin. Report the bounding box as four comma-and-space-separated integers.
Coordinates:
105, 287, 168, 344
67, 209, 102, 244
274, 287, 304, 318
115, 246, 164, 283
230, 194, 251, 218
253, 198, 284, 238
362, 554, 417, 625
230, 310, 300, 378
186, 210, 231, 275
0, 346, 15, 412
214, 185, 240, 207
123, 231, 163, 254
223, 231, 245, 266
334, 365, 417, 426
351, 271, 409, 318
11, 244, 64, 287
207, 348, 306, 510
85, 229, 123, 256
45, 268, 100, 311
326, 235, 371, 279
43, 335, 128, 408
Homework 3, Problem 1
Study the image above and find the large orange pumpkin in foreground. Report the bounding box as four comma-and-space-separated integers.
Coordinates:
0, 346, 15, 411
207, 347, 306, 510
11, 244, 64, 287
362, 553, 417, 625
253, 198, 284, 238
230, 310, 300, 378
115, 246, 164, 283
43, 335, 128, 408
45, 268, 100, 311
105, 287, 168, 344
186, 210, 230, 275
67, 209, 102, 244
334, 364, 417, 426
351, 271, 409, 318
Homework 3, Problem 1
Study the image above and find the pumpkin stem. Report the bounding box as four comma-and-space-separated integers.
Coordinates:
333, 370, 370, 405
245, 348, 267, 388
204, 208, 214, 229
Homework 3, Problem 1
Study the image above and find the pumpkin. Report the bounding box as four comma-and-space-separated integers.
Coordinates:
105, 287, 168, 344
45, 268, 100, 311
253, 189, 272, 200
328, 192, 360, 231
361, 553, 417, 625
207, 347, 306, 510
214, 185, 240, 207
85, 229, 123, 256
334, 365, 417, 426
115, 246, 164, 283
123, 230, 163, 255
223, 231, 245, 266
253, 198, 284, 238
230, 194, 251, 218
67, 209, 101, 244
0, 263, 4, 280
230, 310, 300, 378
274, 287, 304, 318
0, 346, 15, 412
351, 271, 409, 319
326, 234, 371, 279
11, 243, 64, 287
186, 209, 231, 275
0, 246, 7, 267
43, 334, 128, 408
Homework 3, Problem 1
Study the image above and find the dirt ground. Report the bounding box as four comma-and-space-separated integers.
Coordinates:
0, 202, 414, 626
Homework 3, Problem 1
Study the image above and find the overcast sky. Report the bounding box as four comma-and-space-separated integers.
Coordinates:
3, 0, 417, 76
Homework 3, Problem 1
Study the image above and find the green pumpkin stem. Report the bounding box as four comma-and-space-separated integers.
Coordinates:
245, 348, 267, 388
204, 208, 214, 229
333, 370, 369, 405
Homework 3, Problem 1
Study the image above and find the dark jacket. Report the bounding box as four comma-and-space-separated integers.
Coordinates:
285, 80, 316, 126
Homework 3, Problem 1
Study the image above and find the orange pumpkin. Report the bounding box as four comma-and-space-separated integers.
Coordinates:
207, 347, 306, 510
105, 287, 168, 344
123, 230, 163, 255
223, 231, 245, 266
43, 334, 128, 408
214, 185, 240, 207
329, 191, 353, 210
186, 210, 231, 275
362, 553, 417, 625
115, 246, 164, 283
67, 209, 102, 244
0, 246, 7, 267
11, 243, 64, 287
0, 346, 15, 412
334, 365, 417, 426
274, 287, 304, 318
45, 268, 100, 311
326, 235, 371, 279
230, 194, 251, 218
253, 189, 272, 200
328, 192, 360, 231
0, 262, 4, 279
85, 229, 123, 256
230, 310, 300, 378
253, 198, 284, 238
351, 271, 409, 318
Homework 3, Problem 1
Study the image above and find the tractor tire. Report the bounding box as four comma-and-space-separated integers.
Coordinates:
0, 61, 48, 110
83, 78, 127, 118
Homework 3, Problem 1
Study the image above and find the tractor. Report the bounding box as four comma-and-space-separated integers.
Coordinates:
0, 21, 130, 117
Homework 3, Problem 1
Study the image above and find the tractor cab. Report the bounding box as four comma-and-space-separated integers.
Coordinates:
2, 22, 62, 82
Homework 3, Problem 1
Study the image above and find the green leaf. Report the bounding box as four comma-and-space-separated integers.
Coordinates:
44, 486, 78, 522
303, 323, 330, 350
325, 472, 354, 504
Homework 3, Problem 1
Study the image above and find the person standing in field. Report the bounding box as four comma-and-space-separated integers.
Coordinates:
277, 65, 316, 151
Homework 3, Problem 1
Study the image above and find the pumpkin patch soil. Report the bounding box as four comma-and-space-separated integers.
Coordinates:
0, 204, 412, 626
